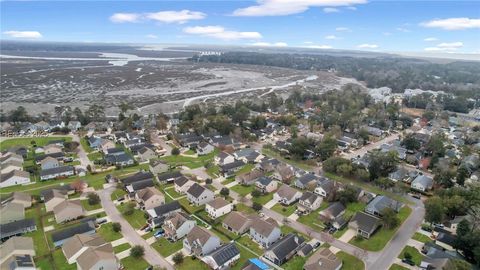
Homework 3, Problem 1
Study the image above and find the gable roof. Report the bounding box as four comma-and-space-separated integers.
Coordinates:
165, 212, 192, 229
120, 171, 153, 185
206, 243, 239, 266
320, 202, 345, 218
0, 170, 30, 183
158, 171, 183, 181
222, 212, 251, 232
207, 197, 230, 210
148, 201, 181, 218
304, 248, 342, 270
0, 218, 36, 236
51, 221, 95, 243
266, 233, 304, 261
39, 165, 74, 177
0, 236, 34, 257
275, 185, 300, 201
367, 195, 403, 213
299, 192, 320, 205
136, 186, 163, 201
187, 183, 210, 198
350, 212, 381, 233
251, 217, 278, 237
186, 226, 215, 246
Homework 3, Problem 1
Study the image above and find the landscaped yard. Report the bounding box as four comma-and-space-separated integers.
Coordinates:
97, 223, 123, 241
344, 201, 367, 219
52, 249, 76, 270
283, 255, 307, 270
221, 177, 236, 185
110, 188, 127, 201
252, 192, 274, 205
235, 163, 255, 175
87, 151, 103, 161
80, 199, 102, 211
237, 235, 264, 255
399, 246, 425, 266
151, 237, 183, 257
412, 232, 432, 243
231, 243, 258, 270
336, 251, 365, 270
0, 136, 72, 150
120, 256, 150, 270
179, 197, 204, 214
235, 203, 256, 214
389, 264, 409, 270
231, 184, 255, 196
117, 203, 148, 229
175, 256, 210, 270
24, 207, 50, 256
350, 206, 412, 251
271, 203, 297, 217
160, 148, 219, 169
297, 201, 329, 229
113, 243, 131, 254
163, 187, 183, 199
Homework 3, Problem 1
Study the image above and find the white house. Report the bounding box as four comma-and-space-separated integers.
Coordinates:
274, 185, 302, 206
206, 198, 232, 219
197, 142, 215, 156
411, 175, 434, 192
186, 183, 215, 206
0, 170, 31, 188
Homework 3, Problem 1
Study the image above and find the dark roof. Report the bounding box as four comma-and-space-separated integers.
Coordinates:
266, 233, 304, 261
174, 176, 190, 187
297, 173, 318, 185
0, 218, 36, 236
51, 221, 95, 243
106, 148, 124, 154
256, 176, 273, 186
39, 166, 74, 177
207, 243, 240, 266
350, 212, 381, 233
434, 228, 457, 246
105, 152, 133, 164
299, 192, 320, 205
322, 202, 346, 218
151, 201, 181, 217
40, 188, 68, 201
121, 171, 153, 185
158, 171, 183, 181
299, 244, 313, 256
11, 254, 35, 268
130, 179, 154, 191
187, 183, 207, 198
220, 160, 245, 171
35, 152, 64, 162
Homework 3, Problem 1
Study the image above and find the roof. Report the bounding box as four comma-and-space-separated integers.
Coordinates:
297, 173, 318, 186
12, 192, 31, 203
0, 236, 34, 256
53, 200, 84, 215
220, 160, 246, 171
148, 201, 181, 218
298, 244, 313, 257
223, 212, 251, 232
266, 233, 304, 261
128, 179, 154, 192
0, 218, 36, 236
35, 152, 65, 162
304, 248, 342, 270
412, 175, 433, 188
165, 212, 192, 229
186, 226, 215, 246
320, 202, 346, 218
0, 170, 30, 183
206, 243, 240, 266
367, 195, 403, 213
251, 217, 278, 237
158, 171, 183, 181
51, 221, 95, 243
62, 234, 107, 259
3, 254, 35, 269
350, 212, 381, 233
217, 151, 232, 160
40, 165, 74, 177
317, 177, 335, 193
207, 197, 231, 210
174, 176, 190, 187
256, 176, 273, 186
187, 183, 209, 198
121, 171, 153, 185
76, 243, 116, 270
275, 185, 300, 201
136, 186, 163, 201
41, 188, 67, 202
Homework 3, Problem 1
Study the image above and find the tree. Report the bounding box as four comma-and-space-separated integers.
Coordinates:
368, 151, 398, 181
87, 192, 100, 205
252, 202, 262, 211
171, 147, 180, 155
123, 202, 135, 216
112, 222, 121, 232
425, 196, 444, 225
315, 136, 337, 161
402, 134, 421, 151
337, 163, 353, 177
356, 128, 370, 145
336, 186, 358, 205
205, 178, 212, 184
456, 166, 469, 186
130, 245, 145, 258
381, 208, 399, 229
251, 190, 262, 197
70, 179, 85, 192
220, 188, 229, 197
172, 252, 184, 265
403, 251, 412, 261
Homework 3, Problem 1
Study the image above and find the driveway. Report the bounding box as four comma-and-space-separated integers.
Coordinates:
151, 133, 172, 156
342, 133, 400, 160
72, 133, 94, 170
98, 188, 173, 270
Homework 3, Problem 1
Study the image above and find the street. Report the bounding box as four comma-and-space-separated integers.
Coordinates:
342, 133, 400, 160
72, 133, 94, 170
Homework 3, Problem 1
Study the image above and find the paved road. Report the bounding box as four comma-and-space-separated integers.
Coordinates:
151, 133, 172, 156
72, 133, 94, 170
342, 133, 400, 160
98, 188, 174, 270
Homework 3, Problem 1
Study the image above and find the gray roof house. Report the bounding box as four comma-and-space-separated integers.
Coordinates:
183, 225, 221, 256
349, 212, 381, 239
249, 218, 281, 248
411, 175, 434, 192
264, 233, 305, 266
186, 183, 215, 206
365, 195, 403, 216
294, 173, 319, 190
51, 221, 96, 247
0, 219, 37, 242
202, 243, 240, 270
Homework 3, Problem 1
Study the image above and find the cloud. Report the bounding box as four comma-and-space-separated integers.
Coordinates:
424, 41, 463, 51
304, 41, 314, 44
304, 44, 333, 49
346, 6, 357, 10
110, 13, 141, 23
323, 7, 340, 13
357, 43, 379, 49
183, 25, 262, 40
110, 10, 205, 24
146, 34, 158, 39
251, 42, 288, 47
421, 17, 480, 30
336, 27, 350, 32
145, 10, 206, 24
232, 0, 366, 17
3, 30, 42, 39
383, 32, 392, 36
325, 35, 338, 40
424, 37, 438, 42
396, 27, 410, 33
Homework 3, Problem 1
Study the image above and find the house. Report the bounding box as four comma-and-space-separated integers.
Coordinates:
319, 202, 347, 229
297, 192, 322, 214
295, 173, 319, 190
255, 177, 278, 193
206, 197, 233, 219
39, 156, 60, 170
157, 171, 183, 183
149, 160, 169, 175
51, 221, 96, 247
124, 138, 146, 149
274, 185, 302, 206
2, 192, 32, 208
174, 176, 195, 194
104, 152, 134, 166
197, 142, 215, 156
44, 189, 68, 212
53, 200, 85, 223
135, 186, 165, 210
183, 225, 221, 256
1, 153, 23, 164
349, 212, 381, 239
146, 201, 182, 228
264, 234, 305, 266
298, 244, 314, 257
125, 179, 155, 195
100, 139, 116, 154
186, 183, 215, 206
222, 212, 252, 235
234, 149, 263, 164
35, 152, 65, 163
237, 169, 264, 185
220, 160, 246, 178
249, 217, 281, 248
0, 202, 25, 225
0, 237, 35, 265
364, 126, 385, 137
203, 243, 240, 270
215, 152, 235, 166
62, 234, 118, 270
257, 158, 281, 173
304, 247, 342, 270
1, 160, 23, 174
272, 164, 295, 184
411, 175, 434, 192
177, 134, 202, 148
388, 167, 410, 183
0, 170, 31, 188
0, 219, 37, 242
434, 227, 457, 251
44, 144, 63, 155
163, 212, 196, 241
67, 121, 81, 131
120, 171, 154, 186
241, 258, 271, 270
88, 137, 102, 150
0, 248, 36, 269
314, 177, 337, 201
365, 195, 403, 216
137, 146, 157, 161
40, 165, 75, 181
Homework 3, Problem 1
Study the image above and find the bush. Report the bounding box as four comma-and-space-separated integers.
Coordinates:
87, 192, 100, 205
171, 147, 180, 155
404, 251, 412, 260
252, 202, 262, 211
123, 202, 135, 216
220, 188, 229, 197
112, 222, 121, 232
251, 190, 262, 197
130, 245, 145, 258
205, 178, 213, 184
172, 252, 184, 265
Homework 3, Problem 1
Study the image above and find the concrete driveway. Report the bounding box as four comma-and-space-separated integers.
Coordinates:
98, 188, 173, 270
72, 133, 94, 170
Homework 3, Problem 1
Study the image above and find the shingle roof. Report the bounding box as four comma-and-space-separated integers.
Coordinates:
207, 197, 230, 210
251, 217, 278, 237
304, 248, 342, 270
39, 166, 74, 177
206, 243, 239, 266
187, 183, 208, 198
0, 170, 30, 183
148, 201, 181, 218
121, 171, 153, 185
266, 233, 304, 261
0, 219, 36, 236
51, 221, 95, 243
222, 212, 251, 232
158, 171, 182, 181
186, 226, 214, 246
350, 212, 381, 233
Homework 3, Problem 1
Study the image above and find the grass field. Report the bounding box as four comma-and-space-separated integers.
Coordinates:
412, 232, 432, 243
399, 246, 425, 266
160, 148, 219, 169
120, 256, 150, 270
80, 199, 102, 211
237, 235, 264, 255
231, 243, 258, 270
175, 256, 210, 270
261, 148, 314, 171
52, 249, 76, 270
235, 203, 256, 215
179, 197, 204, 214
336, 251, 365, 270
87, 151, 103, 161
0, 136, 72, 150
113, 243, 131, 253
151, 237, 183, 257
117, 203, 148, 229
389, 264, 409, 270
97, 223, 123, 241
80, 137, 94, 153
283, 255, 307, 270
252, 192, 274, 205
231, 184, 255, 196
271, 203, 297, 217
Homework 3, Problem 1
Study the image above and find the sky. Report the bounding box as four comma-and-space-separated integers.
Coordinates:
1, 0, 479, 54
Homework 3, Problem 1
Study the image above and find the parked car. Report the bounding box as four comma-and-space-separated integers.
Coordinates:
144, 226, 152, 232
328, 228, 337, 234
96, 218, 107, 225
154, 229, 164, 238
402, 259, 415, 266
312, 241, 321, 249
117, 197, 125, 202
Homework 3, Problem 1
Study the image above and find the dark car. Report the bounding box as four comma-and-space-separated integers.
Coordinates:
402, 259, 415, 266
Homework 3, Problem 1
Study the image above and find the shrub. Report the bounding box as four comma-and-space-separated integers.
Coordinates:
130, 245, 145, 258
112, 222, 121, 232
172, 252, 184, 265
87, 192, 100, 205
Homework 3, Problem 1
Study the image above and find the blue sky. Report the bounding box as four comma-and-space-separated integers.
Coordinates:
1, 0, 479, 53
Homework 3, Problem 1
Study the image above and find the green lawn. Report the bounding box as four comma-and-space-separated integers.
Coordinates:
184, 149, 196, 155
175, 256, 210, 270
97, 223, 123, 241
221, 177, 236, 185
52, 249, 76, 270
0, 136, 72, 150
350, 206, 412, 251
237, 235, 264, 255
24, 207, 50, 256
113, 243, 131, 254
336, 251, 365, 270
283, 255, 307, 270
252, 192, 274, 205
110, 188, 127, 201
80, 199, 102, 211
412, 232, 432, 243
152, 237, 184, 257
213, 223, 239, 240
179, 197, 204, 214
231, 244, 258, 270
297, 201, 329, 229
399, 246, 425, 266
344, 201, 367, 219
117, 203, 148, 229
261, 148, 314, 171
120, 256, 150, 270
35, 257, 54, 270
236, 163, 255, 175
281, 226, 311, 241
160, 148, 219, 170
207, 165, 221, 178
80, 137, 94, 153
87, 151, 103, 161
333, 226, 348, 238
163, 187, 183, 199
235, 203, 256, 215
389, 264, 410, 270
142, 231, 155, 240
271, 203, 297, 217
231, 184, 255, 196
